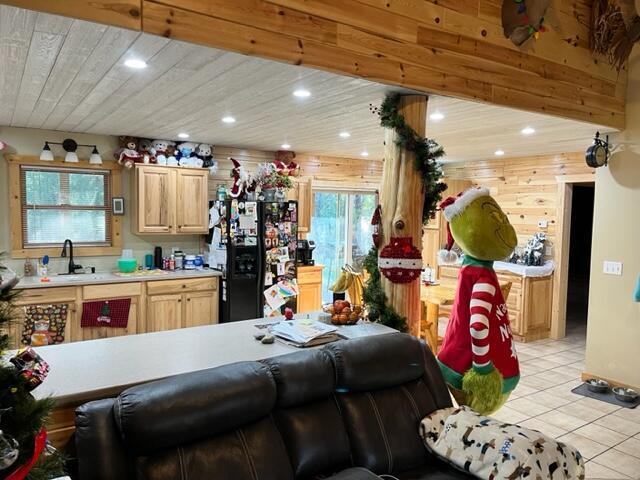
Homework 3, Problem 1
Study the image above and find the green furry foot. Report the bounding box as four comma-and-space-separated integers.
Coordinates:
462, 367, 504, 415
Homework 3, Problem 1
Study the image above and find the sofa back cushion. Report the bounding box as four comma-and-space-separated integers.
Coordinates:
324, 333, 452, 475
263, 350, 352, 479
114, 361, 294, 480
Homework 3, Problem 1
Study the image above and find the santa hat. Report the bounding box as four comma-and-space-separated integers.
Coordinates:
439, 187, 490, 250
230, 157, 241, 169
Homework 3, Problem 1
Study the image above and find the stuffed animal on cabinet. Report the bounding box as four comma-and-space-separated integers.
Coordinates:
115, 136, 142, 169
151, 139, 175, 165
175, 142, 201, 167
436, 187, 520, 415
138, 138, 155, 164
196, 143, 217, 174
273, 150, 300, 176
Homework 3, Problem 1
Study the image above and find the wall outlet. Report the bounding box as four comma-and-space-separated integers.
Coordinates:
538, 219, 548, 228
603, 261, 623, 276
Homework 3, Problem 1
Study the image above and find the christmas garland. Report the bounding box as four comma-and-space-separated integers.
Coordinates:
372, 93, 447, 223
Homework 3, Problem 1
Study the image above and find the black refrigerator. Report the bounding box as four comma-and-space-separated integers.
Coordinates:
208, 200, 298, 322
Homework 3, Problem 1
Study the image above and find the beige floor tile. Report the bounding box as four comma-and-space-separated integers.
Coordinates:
615, 438, 640, 459
544, 384, 583, 402
516, 352, 535, 362
589, 449, 640, 478
491, 405, 531, 424
611, 407, 640, 424
558, 432, 609, 460
557, 403, 609, 422
595, 413, 640, 437
520, 374, 561, 391
507, 397, 553, 416
535, 410, 590, 431
519, 417, 569, 438
544, 352, 584, 364
522, 358, 564, 371
585, 460, 631, 479
569, 360, 587, 370
550, 364, 584, 379
574, 423, 629, 447
527, 391, 574, 409
509, 383, 538, 400
531, 370, 577, 386
518, 362, 542, 377
574, 396, 622, 414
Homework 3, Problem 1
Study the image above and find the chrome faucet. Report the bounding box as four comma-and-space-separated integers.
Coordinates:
60, 239, 82, 274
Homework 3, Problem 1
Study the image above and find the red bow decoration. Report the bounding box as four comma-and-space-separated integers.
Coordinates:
6, 428, 47, 480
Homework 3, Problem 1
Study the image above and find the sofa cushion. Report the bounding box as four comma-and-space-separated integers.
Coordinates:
136, 415, 294, 480
115, 361, 276, 455
325, 333, 426, 392
263, 349, 352, 478
326, 467, 382, 479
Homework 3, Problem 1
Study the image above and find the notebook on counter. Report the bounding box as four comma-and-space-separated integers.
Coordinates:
270, 320, 342, 348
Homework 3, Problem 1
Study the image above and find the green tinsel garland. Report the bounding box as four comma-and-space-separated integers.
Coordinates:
363, 94, 447, 331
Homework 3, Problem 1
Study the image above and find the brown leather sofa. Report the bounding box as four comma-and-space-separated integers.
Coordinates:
75, 333, 471, 479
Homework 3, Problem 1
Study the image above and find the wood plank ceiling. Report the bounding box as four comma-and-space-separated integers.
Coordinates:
0, 5, 612, 163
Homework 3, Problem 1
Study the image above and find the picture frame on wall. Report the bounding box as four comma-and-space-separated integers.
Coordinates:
112, 197, 125, 216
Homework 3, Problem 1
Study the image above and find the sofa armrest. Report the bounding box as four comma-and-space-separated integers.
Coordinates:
75, 398, 133, 480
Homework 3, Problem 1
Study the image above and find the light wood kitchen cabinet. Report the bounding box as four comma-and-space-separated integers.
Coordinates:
134, 165, 208, 235
146, 277, 218, 331
297, 265, 324, 312
147, 294, 183, 332
288, 176, 313, 233
73, 283, 141, 341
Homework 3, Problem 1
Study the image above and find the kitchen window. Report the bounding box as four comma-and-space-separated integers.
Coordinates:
20, 165, 112, 248
309, 191, 376, 303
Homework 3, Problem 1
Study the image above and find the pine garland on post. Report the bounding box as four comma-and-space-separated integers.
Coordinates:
364, 94, 447, 331
0, 258, 66, 480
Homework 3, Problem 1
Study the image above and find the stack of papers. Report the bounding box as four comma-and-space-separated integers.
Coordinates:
270, 320, 341, 348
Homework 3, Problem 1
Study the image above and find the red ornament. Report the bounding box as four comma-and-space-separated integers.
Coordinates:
371, 205, 382, 248
378, 237, 423, 284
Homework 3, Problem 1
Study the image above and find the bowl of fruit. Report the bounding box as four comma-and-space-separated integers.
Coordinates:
323, 300, 364, 325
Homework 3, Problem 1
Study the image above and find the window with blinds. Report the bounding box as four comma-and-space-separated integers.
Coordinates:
20, 165, 112, 248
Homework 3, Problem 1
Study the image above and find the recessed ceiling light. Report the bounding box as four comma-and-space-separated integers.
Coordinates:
429, 111, 445, 121
339, 132, 351, 138
281, 143, 291, 149
222, 116, 236, 124
177, 133, 189, 139
495, 149, 505, 156
521, 126, 535, 135
124, 58, 147, 69
360, 151, 369, 157
293, 89, 311, 98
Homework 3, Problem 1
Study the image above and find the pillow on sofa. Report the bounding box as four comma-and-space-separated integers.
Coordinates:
419, 406, 585, 479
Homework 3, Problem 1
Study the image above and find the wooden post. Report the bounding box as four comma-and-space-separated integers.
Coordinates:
379, 95, 427, 336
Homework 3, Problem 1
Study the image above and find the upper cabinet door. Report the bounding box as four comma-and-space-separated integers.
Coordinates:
136, 166, 175, 234
175, 169, 209, 234
296, 177, 313, 233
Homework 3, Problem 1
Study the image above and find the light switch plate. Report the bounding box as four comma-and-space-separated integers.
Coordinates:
603, 261, 623, 275
538, 219, 548, 228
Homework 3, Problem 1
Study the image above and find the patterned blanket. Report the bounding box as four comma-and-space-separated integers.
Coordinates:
419, 406, 584, 479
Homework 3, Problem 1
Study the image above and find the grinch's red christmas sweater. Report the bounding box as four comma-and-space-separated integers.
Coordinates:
437, 257, 520, 394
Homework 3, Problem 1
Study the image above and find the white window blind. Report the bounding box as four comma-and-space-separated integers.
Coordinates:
20, 165, 112, 248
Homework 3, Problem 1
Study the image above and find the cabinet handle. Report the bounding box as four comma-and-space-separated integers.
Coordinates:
187, 298, 191, 302
178, 299, 182, 303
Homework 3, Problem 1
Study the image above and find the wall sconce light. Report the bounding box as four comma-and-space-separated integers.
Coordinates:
40, 138, 102, 164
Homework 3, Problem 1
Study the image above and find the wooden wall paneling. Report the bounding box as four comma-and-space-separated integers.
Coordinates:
0, 0, 142, 30
140, 0, 625, 128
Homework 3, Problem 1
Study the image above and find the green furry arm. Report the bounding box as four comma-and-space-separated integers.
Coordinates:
462, 367, 504, 415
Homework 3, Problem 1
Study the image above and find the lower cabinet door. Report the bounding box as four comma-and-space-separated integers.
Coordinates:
184, 291, 217, 327
147, 294, 183, 332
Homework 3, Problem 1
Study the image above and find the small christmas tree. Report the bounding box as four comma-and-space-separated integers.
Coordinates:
0, 258, 65, 480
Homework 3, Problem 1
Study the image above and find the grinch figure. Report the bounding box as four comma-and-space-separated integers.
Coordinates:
436, 187, 520, 415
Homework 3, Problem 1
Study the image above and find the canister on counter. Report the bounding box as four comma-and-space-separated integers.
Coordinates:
195, 255, 204, 270
184, 254, 196, 270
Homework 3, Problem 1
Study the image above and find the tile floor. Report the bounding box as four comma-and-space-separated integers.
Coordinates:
490, 324, 640, 479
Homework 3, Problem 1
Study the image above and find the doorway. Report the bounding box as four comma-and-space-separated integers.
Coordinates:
565, 184, 595, 338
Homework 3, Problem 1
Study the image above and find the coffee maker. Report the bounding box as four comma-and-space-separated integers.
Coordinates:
297, 239, 316, 266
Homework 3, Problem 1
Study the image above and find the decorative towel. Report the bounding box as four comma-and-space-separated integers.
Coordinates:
420, 406, 585, 479
81, 299, 131, 328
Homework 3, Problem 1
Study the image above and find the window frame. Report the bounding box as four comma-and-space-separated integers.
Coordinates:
8, 155, 123, 258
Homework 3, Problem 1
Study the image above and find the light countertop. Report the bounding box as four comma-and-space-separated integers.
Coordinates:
14, 268, 222, 289
24, 315, 395, 406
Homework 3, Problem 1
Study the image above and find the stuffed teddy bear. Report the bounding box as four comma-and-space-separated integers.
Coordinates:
138, 138, 154, 164
151, 139, 175, 165
436, 187, 519, 415
115, 136, 142, 169
176, 142, 200, 167
196, 143, 217, 174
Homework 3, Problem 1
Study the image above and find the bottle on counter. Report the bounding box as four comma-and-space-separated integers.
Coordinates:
24, 258, 34, 277
169, 255, 176, 271
174, 251, 184, 270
